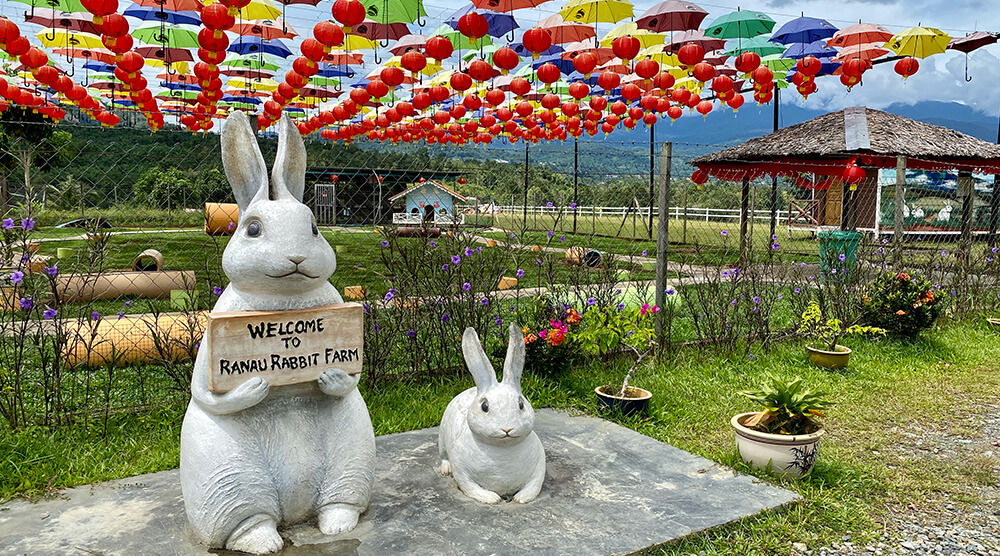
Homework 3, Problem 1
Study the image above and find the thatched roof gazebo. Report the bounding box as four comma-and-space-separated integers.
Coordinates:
690, 106, 1000, 257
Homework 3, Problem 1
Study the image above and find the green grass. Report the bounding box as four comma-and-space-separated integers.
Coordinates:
3, 318, 999, 556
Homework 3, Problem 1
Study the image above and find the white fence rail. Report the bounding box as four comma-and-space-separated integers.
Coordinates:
492, 205, 793, 223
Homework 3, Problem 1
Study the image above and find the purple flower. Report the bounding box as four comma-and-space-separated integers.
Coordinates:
547, 230, 554, 237
808, 276, 815, 281
642, 250, 647, 256
384, 290, 396, 302
752, 296, 760, 304
721, 230, 728, 237
45, 265, 57, 277
516, 269, 524, 278
509, 306, 516, 313
117, 311, 124, 319
21, 218, 34, 231
993, 247, 999, 253
771, 235, 777, 241
476, 246, 483, 253
441, 314, 450, 322
362, 303, 370, 313
1, 218, 12, 229
838, 253, 846, 261
617, 303, 625, 310
722, 271, 730, 278
586, 297, 596, 306
731, 299, 738, 306
227, 221, 235, 231
831, 269, 838, 274
941, 250, 947, 257
570, 202, 578, 209
10, 270, 24, 284
480, 298, 489, 306
124, 301, 131, 307
776, 294, 783, 300
451, 255, 461, 264
462, 282, 471, 291
509, 233, 517, 239
91, 311, 101, 321
429, 241, 437, 247
535, 259, 542, 266
772, 243, 780, 250
212, 285, 223, 296
43, 308, 57, 320
665, 288, 675, 295
405, 329, 416, 338
464, 247, 474, 257
380, 240, 389, 247
559, 235, 565, 242
494, 316, 502, 325
19, 297, 32, 309
801, 262, 807, 267
794, 288, 801, 294
546, 202, 554, 207
442, 264, 449, 271
748, 354, 754, 360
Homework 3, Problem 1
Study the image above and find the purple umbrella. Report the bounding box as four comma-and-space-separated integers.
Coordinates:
446, 5, 518, 39
771, 16, 838, 45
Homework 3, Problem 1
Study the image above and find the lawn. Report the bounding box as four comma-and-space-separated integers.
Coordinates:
2, 317, 998, 555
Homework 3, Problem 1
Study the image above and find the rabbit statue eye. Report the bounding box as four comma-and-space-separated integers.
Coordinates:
246, 220, 262, 238
480, 399, 489, 413
311, 222, 319, 236
518, 398, 524, 411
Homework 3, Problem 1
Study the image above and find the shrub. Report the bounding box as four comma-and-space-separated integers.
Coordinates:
739, 374, 831, 436
509, 296, 583, 379
861, 272, 942, 337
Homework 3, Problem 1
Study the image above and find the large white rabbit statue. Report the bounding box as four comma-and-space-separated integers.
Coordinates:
438, 323, 546, 504
180, 112, 375, 554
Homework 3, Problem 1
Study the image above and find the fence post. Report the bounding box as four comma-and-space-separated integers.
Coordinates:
648, 124, 655, 239
894, 156, 906, 267
958, 171, 974, 269
522, 141, 529, 230
739, 177, 750, 264
573, 136, 579, 234
683, 187, 688, 244
655, 142, 672, 348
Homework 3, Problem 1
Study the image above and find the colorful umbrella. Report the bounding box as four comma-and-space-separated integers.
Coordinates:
599, 22, 665, 48
831, 44, 889, 63
233, 19, 297, 40
559, 0, 634, 25
446, 6, 518, 38
228, 36, 294, 57
704, 9, 775, 39
132, 23, 201, 48
10, 0, 88, 13
563, 41, 616, 64
323, 52, 366, 65
781, 40, 837, 60
826, 23, 892, 48
359, 0, 427, 25
430, 24, 494, 51
389, 34, 427, 56
537, 14, 595, 44
23, 8, 101, 35
724, 36, 785, 57
471, 0, 551, 12
886, 27, 951, 59
350, 19, 412, 41
759, 53, 795, 71
53, 46, 115, 64
136, 45, 195, 62
220, 53, 281, 70
663, 29, 725, 53
36, 30, 104, 49
634, 0, 707, 33
770, 16, 837, 45
220, 67, 275, 78
948, 31, 998, 53
122, 6, 201, 26
136, 0, 205, 11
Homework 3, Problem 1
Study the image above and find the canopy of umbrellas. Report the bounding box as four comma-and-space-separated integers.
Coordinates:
0, 0, 996, 141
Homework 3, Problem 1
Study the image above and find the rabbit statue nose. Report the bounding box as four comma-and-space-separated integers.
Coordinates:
502, 427, 513, 435
288, 255, 306, 265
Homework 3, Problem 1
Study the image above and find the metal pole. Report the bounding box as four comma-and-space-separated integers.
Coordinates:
959, 171, 974, 269
522, 141, 529, 229
648, 123, 655, 239
769, 87, 779, 240
894, 156, 906, 267
739, 176, 750, 263
991, 107, 1000, 247
655, 142, 672, 348
573, 136, 579, 234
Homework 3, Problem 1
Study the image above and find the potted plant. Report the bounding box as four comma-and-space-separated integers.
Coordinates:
576, 303, 658, 416
732, 374, 832, 478
798, 301, 884, 369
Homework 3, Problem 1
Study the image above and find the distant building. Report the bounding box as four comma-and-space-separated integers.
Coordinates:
388, 180, 472, 225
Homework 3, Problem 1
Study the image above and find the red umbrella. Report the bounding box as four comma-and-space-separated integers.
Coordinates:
53, 47, 115, 64
323, 52, 365, 65
538, 14, 596, 44
136, 45, 195, 62
635, 1, 708, 33
664, 29, 725, 53
827, 23, 893, 48
389, 34, 427, 56
560, 41, 615, 64
831, 43, 889, 63
133, 0, 205, 12
24, 9, 101, 35
233, 19, 298, 40
948, 31, 998, 53
471, 0, 553, 13
349, 19, 410, 41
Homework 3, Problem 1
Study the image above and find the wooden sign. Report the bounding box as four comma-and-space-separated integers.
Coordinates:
205, 302, 363, 394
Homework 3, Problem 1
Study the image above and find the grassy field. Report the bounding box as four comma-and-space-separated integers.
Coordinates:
2, 317, 998, 555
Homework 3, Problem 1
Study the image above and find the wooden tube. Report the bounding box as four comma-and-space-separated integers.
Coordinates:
62, 312, 207, 367
55, 271, 196, 303
204, 203, 240, 235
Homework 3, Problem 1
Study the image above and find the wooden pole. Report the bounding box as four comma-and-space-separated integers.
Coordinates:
958, 171, 974, 269
648, 123, 655, 239
991, 107, 1000, 248
894, 156, 906, 267
769, 87, 780, 240
522, 141, 529, 229
739, 176, 750, 263
655, 142, 672, 348
573, 136, 579, 234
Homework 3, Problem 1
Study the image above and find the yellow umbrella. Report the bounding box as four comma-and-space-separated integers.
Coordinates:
329, 34, 379, 50
673, 76, 701, 94
427, 70, 453, 86
36, 30, 104, 49
225, 77, 279, 90
146, 60, 190, 74
204, 0, 282, 21
559, 0, 634, 24
599, 22, 664, 48
886, 26, 951, 59
385, 55, 442, 76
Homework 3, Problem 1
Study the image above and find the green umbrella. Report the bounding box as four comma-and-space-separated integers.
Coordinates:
132, 22, 201, 49
463, 44, 501, 62
156, 89, 199, 100
704, 9, 775, 39
309, 76, 341, 87
220, 54, 281, 71
430, 24, 493, 51
360, 0, 426, 25
760, 53, 795, 71
9, 0, 88, 14
219, 101, 259, 110
725, 36, 785, 57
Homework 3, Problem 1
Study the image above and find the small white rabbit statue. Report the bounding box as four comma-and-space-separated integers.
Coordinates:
438, 323, 546, 504
179, 112, 375, 554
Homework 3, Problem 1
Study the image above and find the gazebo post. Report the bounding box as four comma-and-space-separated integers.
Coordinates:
769, 88, 780, 241
991, 110, 1000, 248
739, 176, 750, 262
655, 142, 672, 349
958, 171, 974, 269
894, 156, 906, 267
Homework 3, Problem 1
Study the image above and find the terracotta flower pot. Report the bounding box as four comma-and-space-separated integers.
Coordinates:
731, 412, 825, 478
806, 344, 851, 370
595, 385, 652, 417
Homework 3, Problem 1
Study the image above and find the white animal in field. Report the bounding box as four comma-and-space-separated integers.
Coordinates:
937, 204, 953, 222
903, 203, 911, 218
912, 206, 925, 219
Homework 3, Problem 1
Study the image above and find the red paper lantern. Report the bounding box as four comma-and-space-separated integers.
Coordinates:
0, 17, 20, 46
521, 28, 552, 59
588, 95, 607, 111
425, 35, 454, 62
540, 93, 560, 110
457, 12, 489, 44
5, 36, 30, 57
450, 71, 473, 91
462, 93, 482, 110
620, 83, 641, 101
572, 51, 598, 77
81, 0, 118, 24
653, 72, 675, 91
691, 62, 715, 84
734, 51, 760, 74
710, 76, 733, 93
197, 47, 224, 65
843, 164, 865, 185
677, 43, 704, 67
332, 0, 365, 32
634, 59, 659, 80
429, 85, 450, 102
597, 71, 620, 91
349, 87, 370, 105
894, 57, 919, 80
727, 93, 745, 112
612, 36, 640, 61
411, 92, 431, 110
20, 47, 48, 69
400, 51, 427, 75
510, 77, 531, 97
798, 56, 822, 76
484, 88, 505, 106
515, 101, 533, 117
380, 66, 404, 87
468, 60, 494, 82
314, 20, 344, 47
366, 79, 389, 99
842, 59, 865, 78
751, 66, 774, 84
202, 3, 235, 37
568, 81, 589, 100
492, 47, 519, 75
536, 62, 560, 85
667, 105, 683, 121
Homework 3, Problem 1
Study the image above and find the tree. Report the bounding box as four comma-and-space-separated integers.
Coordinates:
0, 106, 59, 213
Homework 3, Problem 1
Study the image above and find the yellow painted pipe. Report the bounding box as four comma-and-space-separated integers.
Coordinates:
204, 202, 239, 235
55, 271, 196, 303
62, 312, 207, 367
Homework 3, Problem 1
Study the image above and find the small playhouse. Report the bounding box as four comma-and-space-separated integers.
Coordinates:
388, 180, 472, 226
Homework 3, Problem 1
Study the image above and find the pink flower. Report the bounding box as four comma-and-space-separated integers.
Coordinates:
640, 303, 649, 316
538, 329, 548, 339
651, 305, 660, 314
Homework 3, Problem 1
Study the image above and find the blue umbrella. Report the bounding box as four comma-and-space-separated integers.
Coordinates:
533, 54, 573, 75
446, 5, 518, 39
782, 40, 838, 59
123, 5, 201, 26
786, 57, 841, 78
510, 41, 562, 58
84, 62, 115, 72
163, 81, 201, 91
316, 64, 356, 78
770, 16, 838, 45
227, 37, 293, 58
222, 95, 261, 105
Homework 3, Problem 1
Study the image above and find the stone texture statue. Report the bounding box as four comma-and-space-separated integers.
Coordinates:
438, 324, 546, 504
180, 112, 375, 554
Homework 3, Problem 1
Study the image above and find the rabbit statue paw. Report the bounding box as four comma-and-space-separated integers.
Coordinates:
317, 368, 358, 398
438, 323, 546, 504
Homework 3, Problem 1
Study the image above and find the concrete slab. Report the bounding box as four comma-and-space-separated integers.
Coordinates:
0, 410, 797, 556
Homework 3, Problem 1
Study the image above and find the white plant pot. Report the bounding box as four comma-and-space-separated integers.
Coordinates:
731, 412, 825, 479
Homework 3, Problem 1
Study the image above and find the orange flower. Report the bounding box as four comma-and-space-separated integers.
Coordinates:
895, 272, 911, 282
895, 310, 906, 316
565, 308, 581, 326
525, 333, 538, 345
547, 328, 566, 346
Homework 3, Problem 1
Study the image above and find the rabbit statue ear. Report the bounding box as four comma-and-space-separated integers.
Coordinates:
271, 113, 306, 202
501, 322, 525, 392
221, 110, 267, 212
462, 327, 497, 395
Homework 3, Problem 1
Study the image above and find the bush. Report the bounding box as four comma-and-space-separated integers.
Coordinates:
861, 272, 942, 337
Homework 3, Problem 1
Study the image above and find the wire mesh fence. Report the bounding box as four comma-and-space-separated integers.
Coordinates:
1, 116, 998, 429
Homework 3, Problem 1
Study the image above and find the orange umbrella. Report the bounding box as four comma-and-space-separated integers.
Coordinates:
560, 40, 615, 64
233, 19, 297, 40
471, 0, 553, 12
831, 43, 889, 63
538, 14, 596, 44
134, 0, 204, 11
323, 52, 365, 65
827, 23, 893, 48
52, 47, 115, 64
